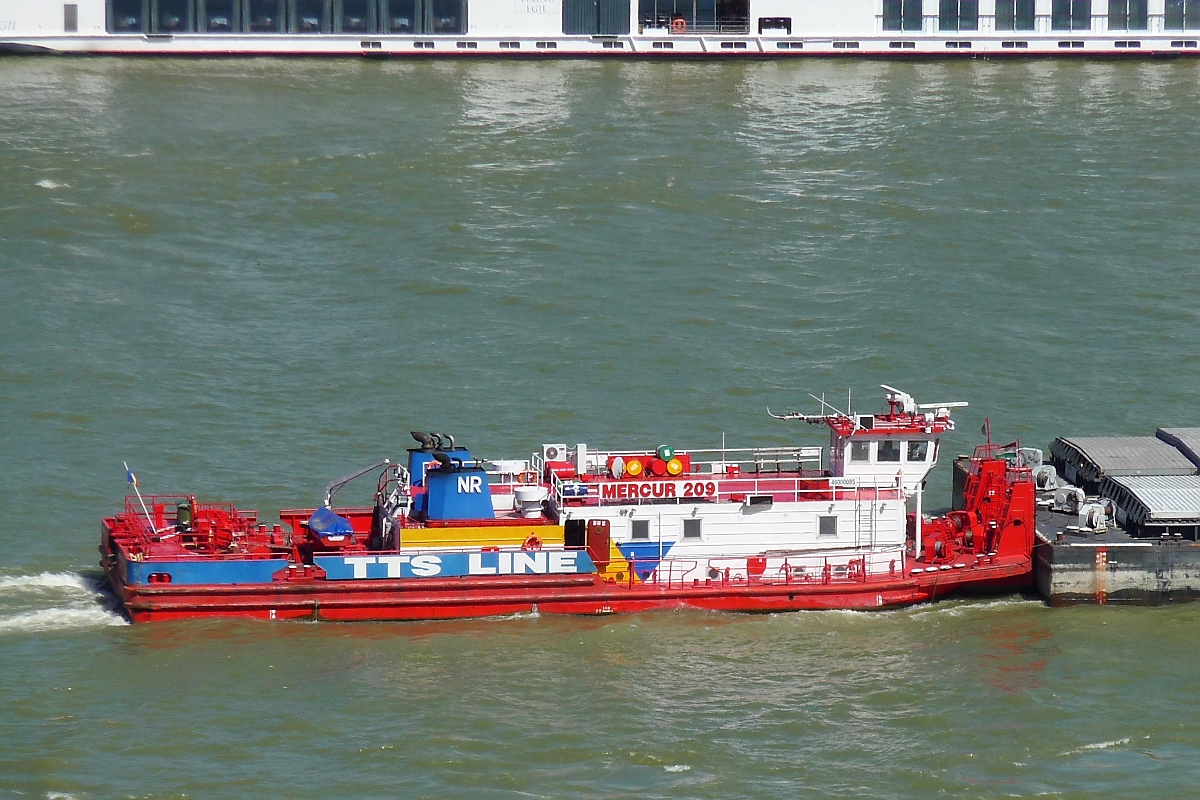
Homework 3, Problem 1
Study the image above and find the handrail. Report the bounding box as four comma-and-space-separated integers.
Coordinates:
630, 545, 906, 589
555, 473, 903, 507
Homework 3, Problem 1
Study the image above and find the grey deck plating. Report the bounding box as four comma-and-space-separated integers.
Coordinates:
1035, 507, 1200, 605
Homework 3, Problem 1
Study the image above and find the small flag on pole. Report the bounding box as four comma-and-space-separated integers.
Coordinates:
126, 467, 138, 488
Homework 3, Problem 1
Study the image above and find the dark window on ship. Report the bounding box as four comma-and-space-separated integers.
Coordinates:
1052, 0, 1091, 31
850, 441, 870, 463
564, 0, 631, 35
376, 0, 460, 33
882, 0, 922, 32
638, 0, 750, 34
199, 0, 238, 31
907, 441, 929, 462
631, 519, 650, 540
65, 4, 79, 31
108, 0, 146, 31
995, 0, 1034, 30
939, 0, 977, 31
246, 0, 284, 31
380, 0, 414, 31
338, 0, 374, 31
878, 440, 901, 463
818, 515, 837, 537
1108, 0, 1147, 29
683, 518, 702, 539
379, 0, 464, 34
149, 0, 194, 31
1166, 0, 1200, 29
291, 0, 329, 31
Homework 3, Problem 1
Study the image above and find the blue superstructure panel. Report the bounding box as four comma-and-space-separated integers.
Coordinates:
316, 549, 596, 580
618, 540, 677, 580
125, 557, 288, 586
408, 448, 472, 487
425, 467, 495, 520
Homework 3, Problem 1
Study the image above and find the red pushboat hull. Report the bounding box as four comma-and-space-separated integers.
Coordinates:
106, 555, 1033, 623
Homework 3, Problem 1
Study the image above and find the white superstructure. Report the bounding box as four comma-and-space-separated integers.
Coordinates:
3, 0, 1199, 56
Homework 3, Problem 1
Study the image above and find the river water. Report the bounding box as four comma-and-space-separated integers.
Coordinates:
2, 55, 1200, 798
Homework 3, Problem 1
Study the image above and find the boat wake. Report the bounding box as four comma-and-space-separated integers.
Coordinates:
0, 571, 128, 634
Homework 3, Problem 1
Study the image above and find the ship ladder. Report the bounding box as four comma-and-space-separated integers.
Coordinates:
856, 497, 876, 548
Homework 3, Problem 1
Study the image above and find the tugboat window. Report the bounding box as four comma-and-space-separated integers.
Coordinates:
683, 518, 702, 539
818, 515, 837, 537
907, 441, 929, 462
878, 440, 901, 462
631, 520, 650, 540
850, 441, 871, 463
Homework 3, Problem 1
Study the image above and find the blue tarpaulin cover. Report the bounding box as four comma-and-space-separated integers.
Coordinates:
308, 506, 354, 536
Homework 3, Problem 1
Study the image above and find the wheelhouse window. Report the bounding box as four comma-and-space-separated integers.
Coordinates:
631, 520, 650, 540
939, 0, 977, 31
564, 0, 630, 34
638, 0, 749, 34
850, 440, 871, 463
1166, 0, 1200, 28
1052, 0, 1090, 31
878, 440, 901, 463
882, 0, 922, 32
1108, 0, 1147, 29
995, 0, 1034, 30
683, 518, 702, 539
907, 441, 929, 463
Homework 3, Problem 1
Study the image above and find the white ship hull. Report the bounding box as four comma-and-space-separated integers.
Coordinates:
3, 0, 1199, 56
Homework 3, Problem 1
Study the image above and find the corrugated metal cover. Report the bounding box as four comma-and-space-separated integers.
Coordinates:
1052, 436, 1197, 477
1105, 475, 1200, 522
1156, 427, 1200, 470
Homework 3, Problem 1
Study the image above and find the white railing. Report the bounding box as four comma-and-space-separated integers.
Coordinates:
555, 473, 904, 508
626, 545, 907, 588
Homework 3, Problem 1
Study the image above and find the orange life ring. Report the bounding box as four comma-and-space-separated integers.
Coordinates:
517, 470, 538, 485
671, 17, 686, 33
522, 534, 543, 551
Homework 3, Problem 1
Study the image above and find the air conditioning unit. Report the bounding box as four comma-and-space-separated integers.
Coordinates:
542, 443, 568, 463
